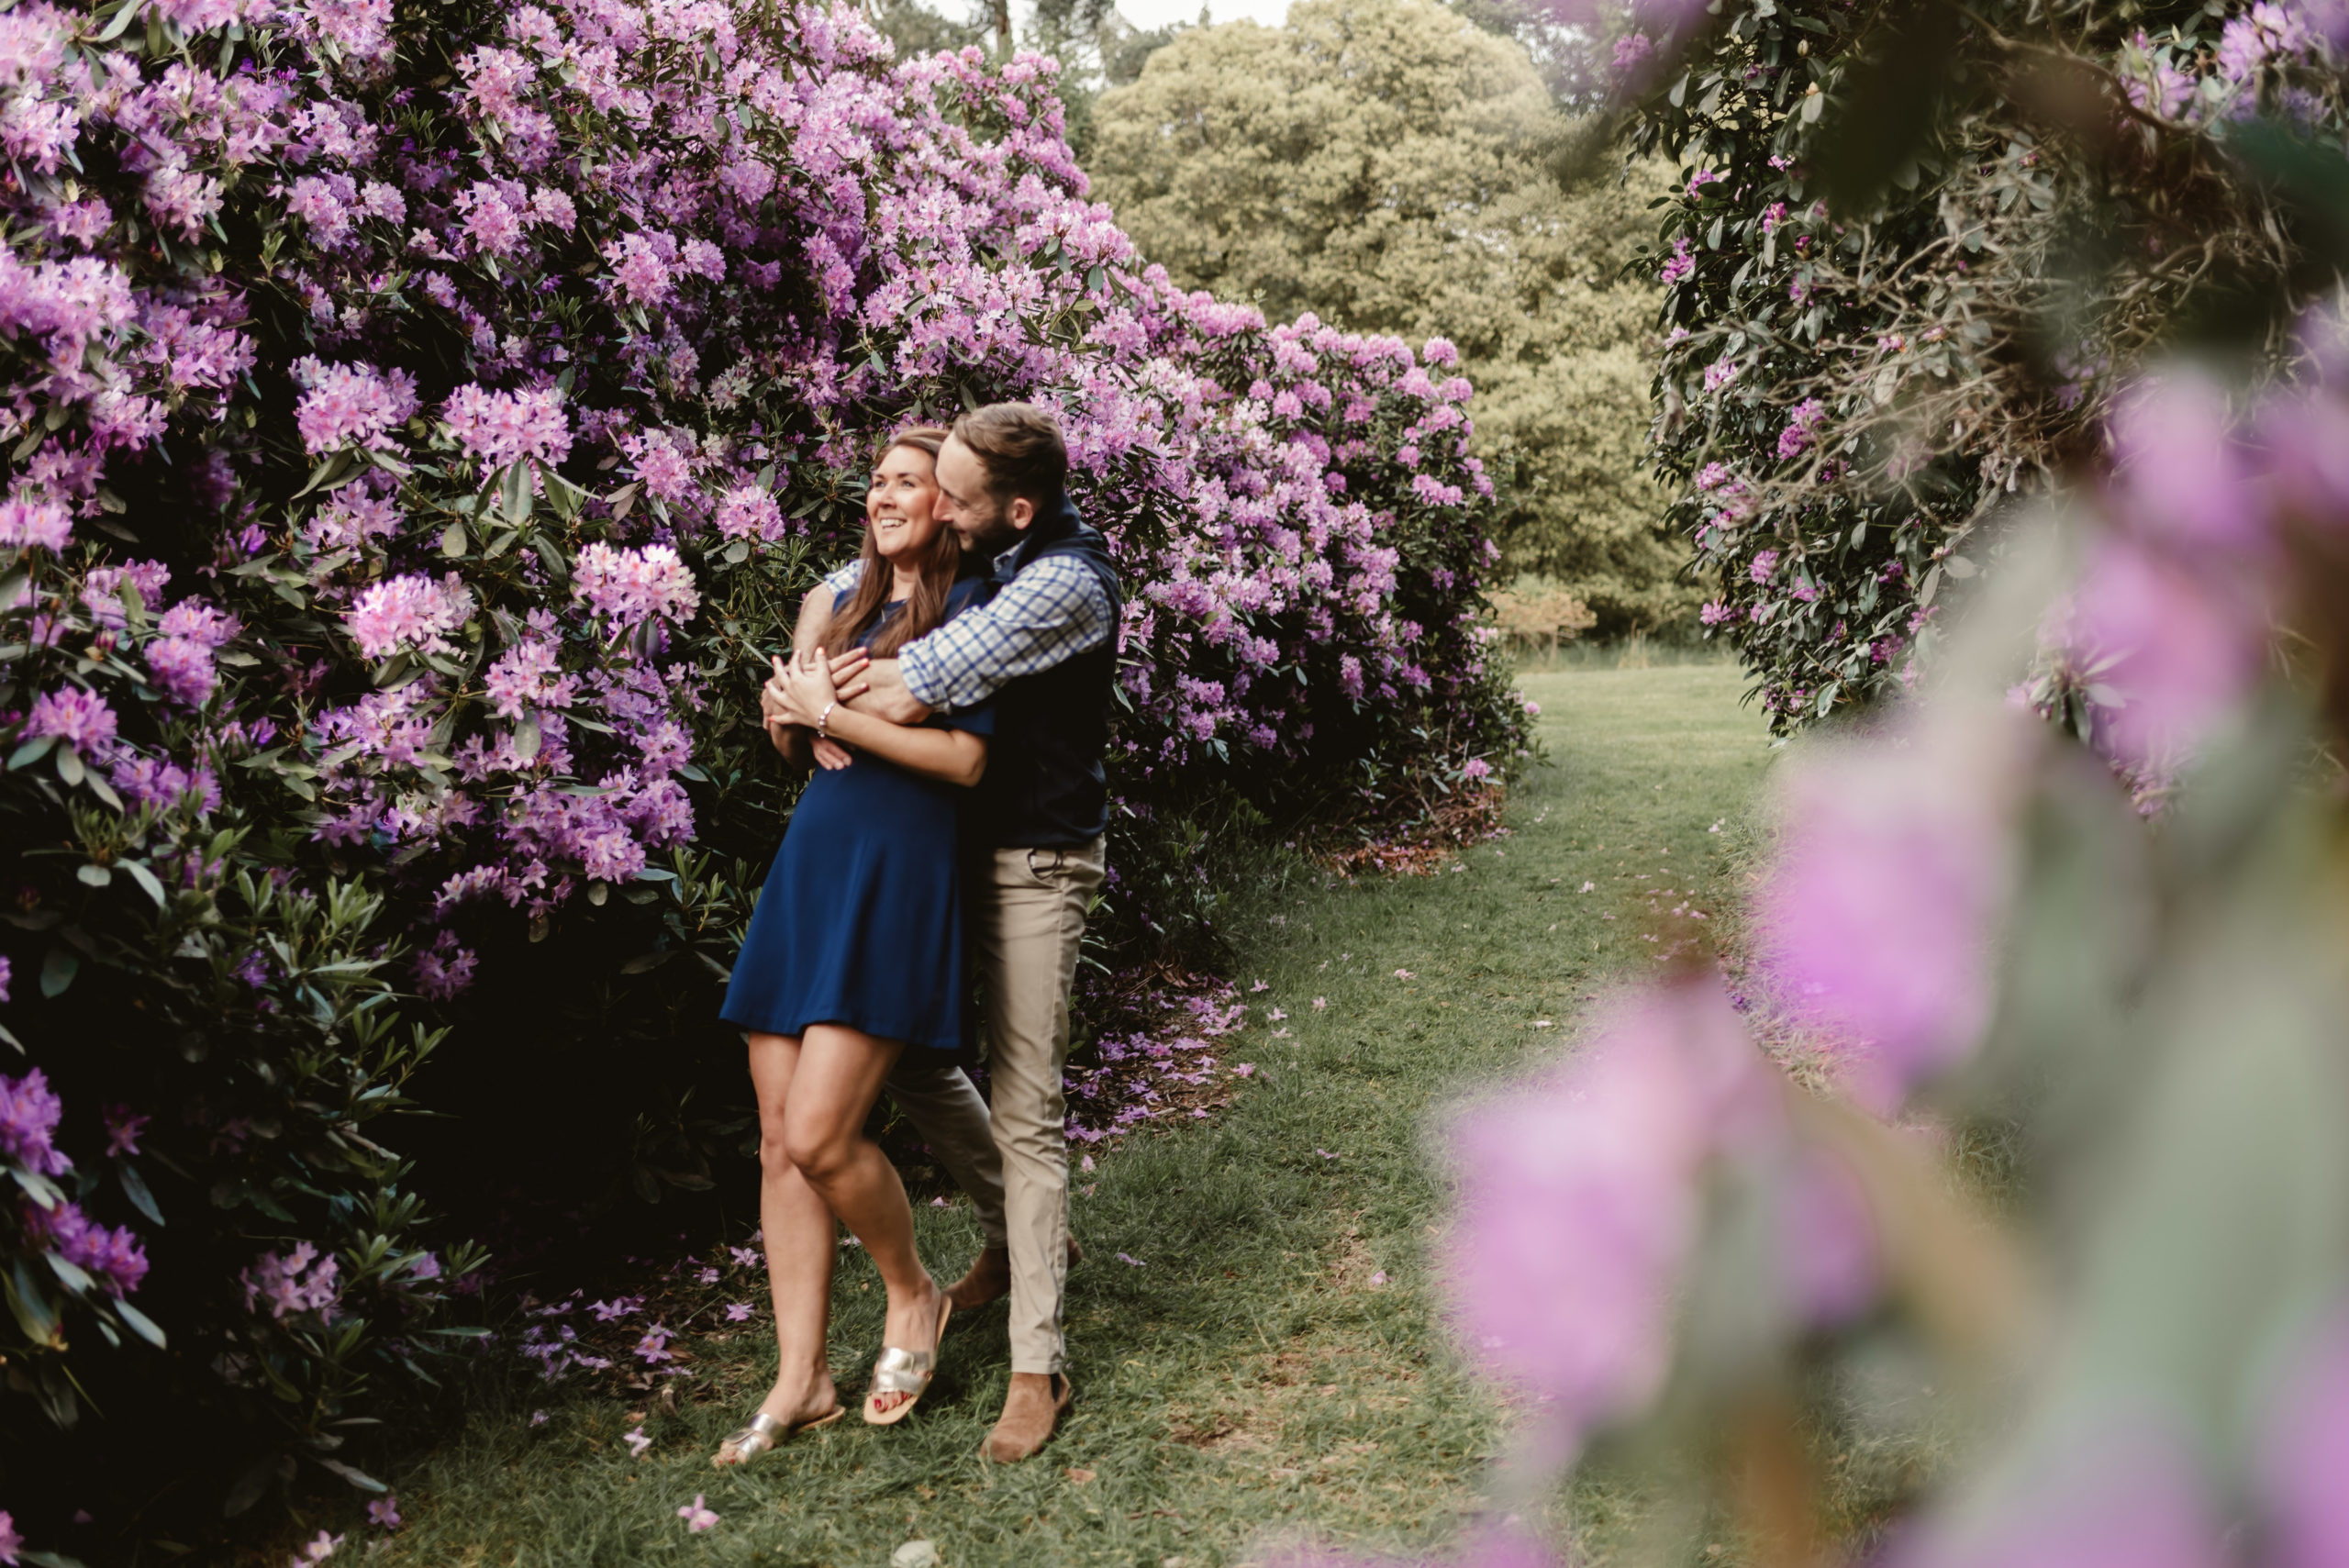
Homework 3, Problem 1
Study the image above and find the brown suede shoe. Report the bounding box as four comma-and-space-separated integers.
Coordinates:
945, 1237, 1083, 1313
982, 1372, 1073, 1463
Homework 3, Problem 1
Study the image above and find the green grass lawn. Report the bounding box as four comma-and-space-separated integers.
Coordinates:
357, 662, 1774, 1568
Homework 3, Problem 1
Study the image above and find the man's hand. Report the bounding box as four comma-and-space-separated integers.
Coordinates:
830, 650, 930, 724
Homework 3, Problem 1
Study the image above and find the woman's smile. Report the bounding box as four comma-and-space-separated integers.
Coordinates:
867, 444, 944, 562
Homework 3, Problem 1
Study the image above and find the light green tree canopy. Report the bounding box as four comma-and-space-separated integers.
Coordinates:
1088, 0, 1698, 632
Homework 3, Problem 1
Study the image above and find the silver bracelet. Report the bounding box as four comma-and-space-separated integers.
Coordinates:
816, 700, 836, 740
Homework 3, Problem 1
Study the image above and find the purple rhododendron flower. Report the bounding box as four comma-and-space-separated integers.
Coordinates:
0, 1067, 72, 1177
345, 573, 475, 661
2062, 534, 2265, 769
714, 485, 784, 541
25, 686, 118, 756
2260, 1308, 2349, 1568
242, 1241, 341, 1319
1755, 716, 2025, 1114
1776, 398, 1826, 460
573, 543, 699, 626
445, 384, 571, 467
1444, 982, 1771, 1461
38, 1200, 150, 1295
0, 495, 71, 551
2108, 373, 2266, 555
103, 1105, 147, 1158
291, 358, 419, 454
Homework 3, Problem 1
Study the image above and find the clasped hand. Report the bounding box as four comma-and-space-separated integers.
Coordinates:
762, 645, 874, 772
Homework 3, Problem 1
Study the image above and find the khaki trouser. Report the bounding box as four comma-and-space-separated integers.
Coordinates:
887, 836, 1104, 1374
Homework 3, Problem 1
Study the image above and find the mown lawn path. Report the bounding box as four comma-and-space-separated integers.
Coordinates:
373, 663, 1771, 1568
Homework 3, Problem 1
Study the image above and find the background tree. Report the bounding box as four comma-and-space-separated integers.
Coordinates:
1088, 0, 1698, 633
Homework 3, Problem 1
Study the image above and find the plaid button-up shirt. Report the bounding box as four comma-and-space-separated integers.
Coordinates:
818, 539, 1116, 713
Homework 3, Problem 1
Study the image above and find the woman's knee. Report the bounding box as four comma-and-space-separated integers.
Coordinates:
784, 1122, 858, 1185
755, 1097, 797, 1177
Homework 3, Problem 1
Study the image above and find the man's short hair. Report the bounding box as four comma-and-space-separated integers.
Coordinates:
952, 403, 1068, 510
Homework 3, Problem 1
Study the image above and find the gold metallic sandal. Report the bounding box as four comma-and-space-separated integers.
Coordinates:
863, 1296, 952, 1426
711, 1405, 844, 1467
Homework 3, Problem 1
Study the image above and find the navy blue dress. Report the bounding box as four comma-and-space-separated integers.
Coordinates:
721, 580, 994, 1051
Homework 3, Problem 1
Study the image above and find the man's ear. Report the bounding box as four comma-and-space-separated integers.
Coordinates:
1009, 496, 1036, 531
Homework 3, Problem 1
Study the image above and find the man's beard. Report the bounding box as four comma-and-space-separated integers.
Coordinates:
953, 503, 1021, 556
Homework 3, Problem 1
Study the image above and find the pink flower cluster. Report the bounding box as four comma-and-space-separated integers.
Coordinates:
344, 573, 475, 661
1, 1070, 150, 1302
1445, 982, 1880, 1465
573, 543, 699, 626
241, 1242, 343, 1321
444, 384, 572, 469
294, 358, 421, 454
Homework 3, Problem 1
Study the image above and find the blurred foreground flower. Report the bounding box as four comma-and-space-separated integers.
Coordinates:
1753, 709, 2030, 1114
1444, 984, 1769, 1459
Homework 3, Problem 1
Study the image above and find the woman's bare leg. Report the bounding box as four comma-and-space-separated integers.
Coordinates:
715, 1031, 841, 1462
785, 1023, 945, 1416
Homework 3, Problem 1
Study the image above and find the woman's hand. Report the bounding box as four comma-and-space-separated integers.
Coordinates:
761, 657, 852, 771
762, 655, 794, 731
774, 639, 841, 729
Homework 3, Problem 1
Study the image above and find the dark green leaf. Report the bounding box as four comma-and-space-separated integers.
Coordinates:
2228, 117, 2349, 270
121, 860, 166, 907
315, 1457, 388, 1493
6, 1261, 59, 1345
39, 945, 77, 997
113, 1297, 167, 1350
1811, 0, 1962, 214
120, 1162, 164, 1227
44, 1251, 96, 1296
502, 460, 533, 526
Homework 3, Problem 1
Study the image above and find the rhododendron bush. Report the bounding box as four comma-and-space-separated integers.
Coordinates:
1614, 0, 2343, 728
0, 0, 1523, 1519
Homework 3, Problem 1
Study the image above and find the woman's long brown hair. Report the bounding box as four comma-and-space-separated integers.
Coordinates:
826, 427, 960, 661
